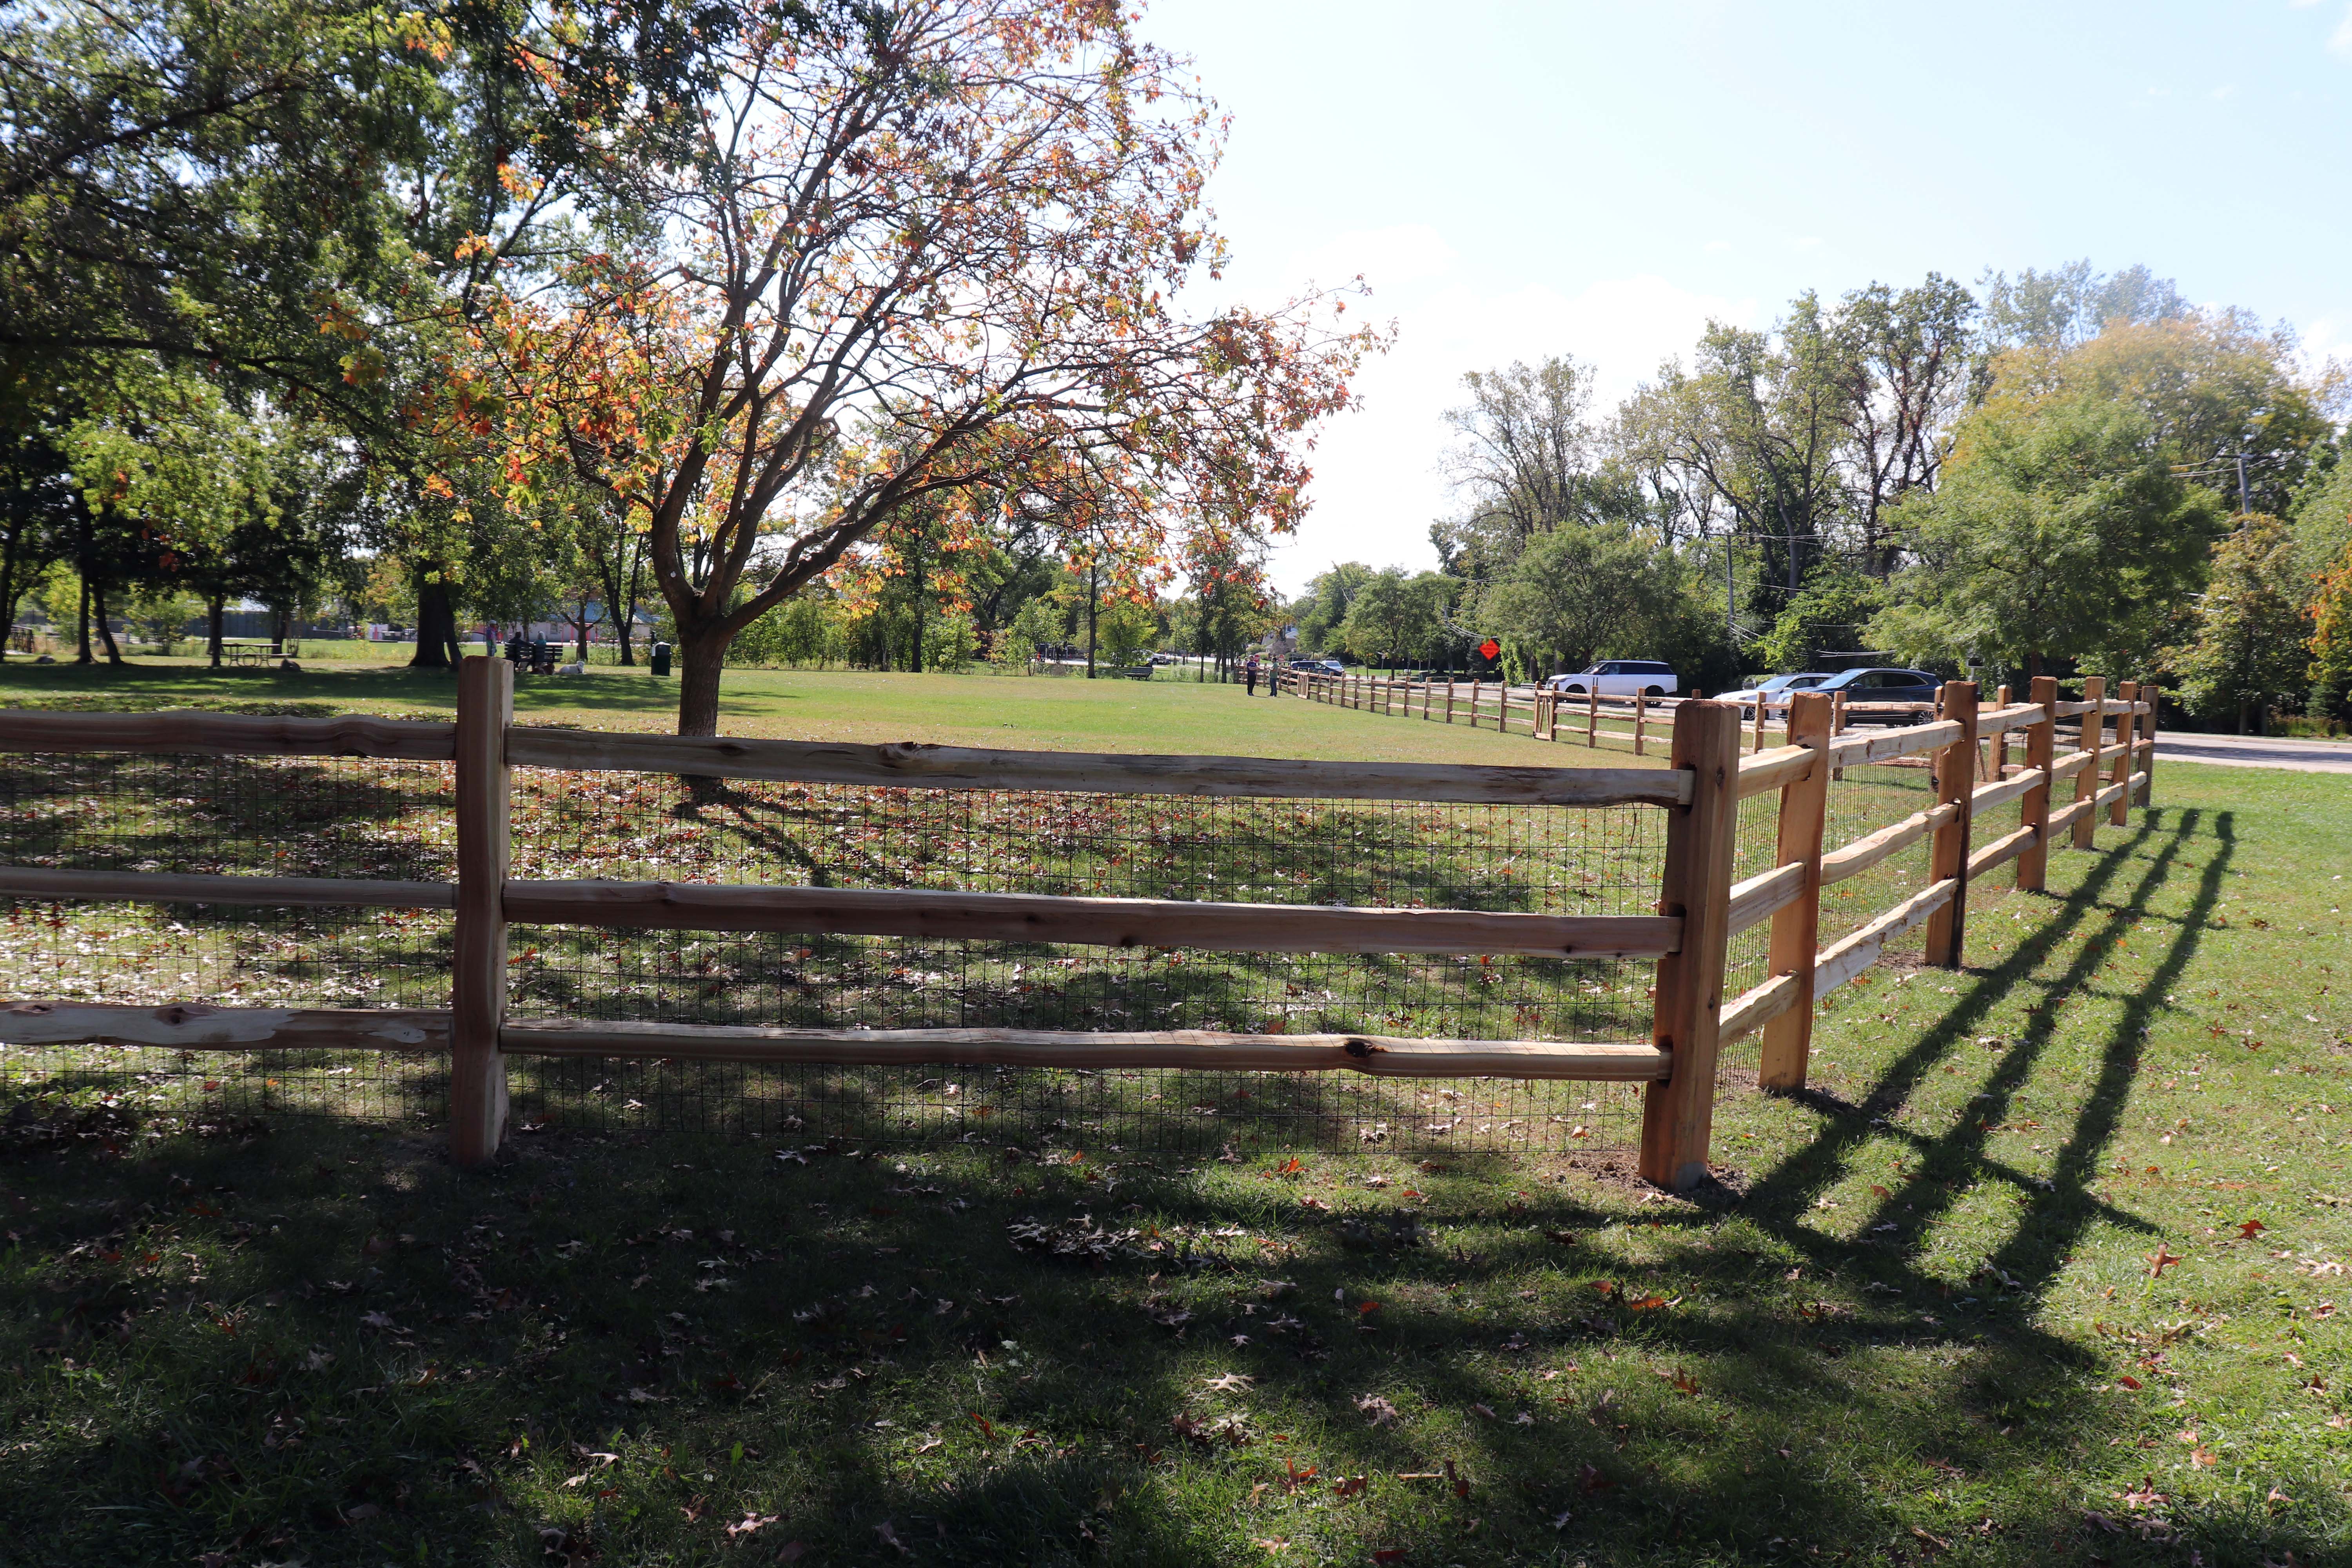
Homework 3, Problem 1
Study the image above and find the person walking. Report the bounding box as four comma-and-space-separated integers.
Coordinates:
1245, 654, 1259, 696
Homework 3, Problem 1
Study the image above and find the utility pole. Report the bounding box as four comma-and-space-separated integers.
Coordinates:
2236, 450, 2250, 516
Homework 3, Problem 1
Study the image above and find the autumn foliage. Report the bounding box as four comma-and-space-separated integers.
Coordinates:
434, 0, 1378, 731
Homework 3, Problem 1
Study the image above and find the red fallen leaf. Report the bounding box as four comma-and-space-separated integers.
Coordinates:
968, 1412, 995, 1440
1626, 1294, 1670, 1312
2238, 1219, 2266, 1240
1668, 1368, 1700, 1396
1331, 1474, 1367, 1499
1578, 1462, 1614, 1494
1274, 1157, 1304, 1176
2147, 1247, 2184, 1278
2117, 1375, 2143, 1390
2189, 1446, 2216, 1468
1445, 1459, 1468, 1499
1870, 1185, 1890, 1198
1357, 1300, 1381, 1316
1373, 1552, 1407, 1565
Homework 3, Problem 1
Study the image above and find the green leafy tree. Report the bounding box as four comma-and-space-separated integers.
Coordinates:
1480, 526, 1680, 674
1869, 396, 2221, 677
1292, 562, 1373, 660
1338, 567, 1449, 671
2167, 516, 2314, 733
1752, 570, 1882, 674
2308, 543, 2352, 722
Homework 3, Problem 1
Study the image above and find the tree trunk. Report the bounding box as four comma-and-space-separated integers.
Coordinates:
677, 626, 727, 736
1085, 563, 1098, 678
92, 579, 125, 664
615, 539, 645, 667
410, 572, 460, 670
207, 593, 225, 668
76, 571, 91, 665
575, 599, 591, 662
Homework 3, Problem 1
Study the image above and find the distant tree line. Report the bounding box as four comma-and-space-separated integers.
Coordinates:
1290, 262, 2352, 732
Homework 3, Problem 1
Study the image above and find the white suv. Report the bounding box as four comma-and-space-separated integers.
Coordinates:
1548, 660, 1681, 698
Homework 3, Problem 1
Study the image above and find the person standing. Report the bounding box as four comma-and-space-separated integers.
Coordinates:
1245, 654, 1259, 696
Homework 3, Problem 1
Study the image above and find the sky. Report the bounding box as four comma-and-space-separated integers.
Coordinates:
1142, 0, 2352, 595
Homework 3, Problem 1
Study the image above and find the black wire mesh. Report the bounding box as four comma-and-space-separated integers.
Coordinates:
502, 771, 1667, 1153
0, 751, 456, 1128
0, 750, 1671, 1154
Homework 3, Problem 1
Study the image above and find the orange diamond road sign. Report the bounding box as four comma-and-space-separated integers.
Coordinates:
1479, 639, 1499, 661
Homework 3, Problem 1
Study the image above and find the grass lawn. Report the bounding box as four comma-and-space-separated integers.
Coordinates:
0, 656, 1621, 769
0, 674, 2347, 1564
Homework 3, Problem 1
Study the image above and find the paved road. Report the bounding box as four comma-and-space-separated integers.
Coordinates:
2152, 730, 2352, 773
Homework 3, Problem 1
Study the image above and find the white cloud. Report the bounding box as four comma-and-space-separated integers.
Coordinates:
2330, 5, 2352, 60
1263, 270, 1755, 593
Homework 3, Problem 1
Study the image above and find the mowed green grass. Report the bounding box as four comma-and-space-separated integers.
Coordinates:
0, 656, 1628, 768
0, 673, 2347, 1565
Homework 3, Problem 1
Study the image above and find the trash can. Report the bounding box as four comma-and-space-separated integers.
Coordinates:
650, 641, 672, 677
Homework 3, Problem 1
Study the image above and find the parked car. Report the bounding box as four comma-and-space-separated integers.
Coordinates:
1547, 660, 1681, 699
1719, 671, 1833, 718
1813, 666, 1944, 722
1289, 657, 1346, 676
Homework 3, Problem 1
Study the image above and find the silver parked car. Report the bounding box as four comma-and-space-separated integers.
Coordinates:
1719, 671, 1833, 719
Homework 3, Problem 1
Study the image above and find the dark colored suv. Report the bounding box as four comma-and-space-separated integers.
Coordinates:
1814, 666, 1944, 721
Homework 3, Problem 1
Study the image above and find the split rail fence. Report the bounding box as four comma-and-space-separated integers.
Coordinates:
1279, 667, 1945, 755
0, 661, 2155, 1189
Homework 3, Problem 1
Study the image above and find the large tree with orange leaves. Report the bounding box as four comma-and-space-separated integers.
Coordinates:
447, 0, 1377, 733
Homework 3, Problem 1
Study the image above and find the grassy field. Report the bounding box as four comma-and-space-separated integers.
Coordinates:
0, 671, 2347, 1566
0, 656, 1604, 769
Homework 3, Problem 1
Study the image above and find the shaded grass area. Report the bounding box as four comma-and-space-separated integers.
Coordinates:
0, 659, 1617, 768
0, 764, 2346, 1564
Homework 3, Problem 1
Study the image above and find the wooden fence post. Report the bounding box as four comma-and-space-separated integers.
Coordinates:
1634, 690, 1648, 756
2136, 682, 2158, 807
2071, 675, 2106, 851
1988, 683, 2011, 780
1471, 679, 1482, 728
2016, 674, 2059, 893
1922, 680, 1977, 969
1639, 700, 1741, 1191
1758, 691, 1833, 1091
2109, 680, 2138, 826
1751, 697, 1766, 753
1829, 690, 1847, 781
450, 654, 512, 1168
1445, 680, 1455, 724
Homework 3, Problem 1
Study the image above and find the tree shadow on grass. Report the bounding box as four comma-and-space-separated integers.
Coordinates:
4, 809, 2341, 1566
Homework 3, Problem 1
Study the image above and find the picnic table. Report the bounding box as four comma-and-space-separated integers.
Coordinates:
221, 640, 295, 667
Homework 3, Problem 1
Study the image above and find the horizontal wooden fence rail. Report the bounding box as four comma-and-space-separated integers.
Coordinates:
0, 866, 456, 910
505, 724, 1693, 808
0, 663, 2160, 1188
497, 1020, 1676, 1083
0, 709, 457, 760
501, 879, 1684, 959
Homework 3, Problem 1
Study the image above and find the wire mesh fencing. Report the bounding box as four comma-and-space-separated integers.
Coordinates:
0, 748, 1673, 1156
0, 751, 458, 1132
501, 771, 1669, 1154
